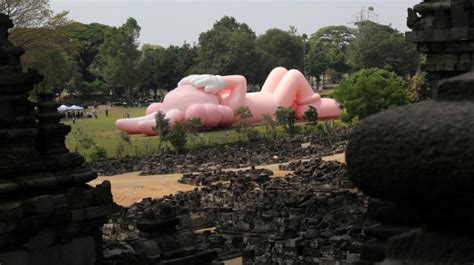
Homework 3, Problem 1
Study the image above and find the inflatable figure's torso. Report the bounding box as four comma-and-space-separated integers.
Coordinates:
162, 85, 220, 113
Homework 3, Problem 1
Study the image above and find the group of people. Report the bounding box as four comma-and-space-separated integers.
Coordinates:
66, 110, 99, 123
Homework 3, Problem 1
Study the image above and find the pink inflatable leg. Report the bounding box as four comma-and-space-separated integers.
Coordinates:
296, 98, 341, 120
273, 69, 319, 107
260, 67, 288, 93
217, 105, 235, 127
165, 109, 185, 125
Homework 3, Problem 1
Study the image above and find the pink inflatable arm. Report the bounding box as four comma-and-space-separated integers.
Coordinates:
219, 75, 247, 111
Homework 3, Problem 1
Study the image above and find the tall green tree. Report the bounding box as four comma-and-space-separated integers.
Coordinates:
306, 25, 355, 88
334, 68, 409, 122
175, 42, 198, 80
139, 43, 196, 99
193, 16, 259, 84
255, 28, 304, 83
99, 17, 141, 101
139, 44, 166, 99
71, 22, 113, 83
10, 11, 83, 96
0, 0, 52, 27
347, 21, 419, 76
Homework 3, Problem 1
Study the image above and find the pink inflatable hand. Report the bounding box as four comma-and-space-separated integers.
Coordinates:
116, 112, 157, 135
136, 109, 185, 136
178, 74, 225, 94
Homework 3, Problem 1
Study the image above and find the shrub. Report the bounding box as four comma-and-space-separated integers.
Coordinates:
90, 146, 108, 161
247, 128, 261, 141
119, 131, 131, 144
167, 123, 187, 154
262, 113, 276, 137
154, 111, 170, 151
409, 70, 431, 103
73, 128, 96, 152
303, 106, 318, 125
235, 106, 253, 141
185, 118, 202, 148
334, 68, 409, 122
274, 106, 296, 136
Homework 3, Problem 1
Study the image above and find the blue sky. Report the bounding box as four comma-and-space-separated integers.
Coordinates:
51, 0, 420, 47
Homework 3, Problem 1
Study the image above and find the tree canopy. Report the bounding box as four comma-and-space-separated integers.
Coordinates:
98, 17, 141, 100
1, 8, 422, 104
306, 25, 355, 87
71, 22, 113, 83
255, 28, 304, 83
334, 68, 409, 122
10, 11, 83, 96
0, 0, 52, 27
193, 16, 260, 84
347, 21, 419, 76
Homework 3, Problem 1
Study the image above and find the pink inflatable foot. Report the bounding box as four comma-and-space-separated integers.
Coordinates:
296, 98, 341, 121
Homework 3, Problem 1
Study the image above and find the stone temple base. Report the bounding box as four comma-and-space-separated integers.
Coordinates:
0, 237, 96, 265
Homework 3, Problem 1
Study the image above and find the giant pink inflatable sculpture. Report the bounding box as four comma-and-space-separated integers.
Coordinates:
116, 67, 341, 136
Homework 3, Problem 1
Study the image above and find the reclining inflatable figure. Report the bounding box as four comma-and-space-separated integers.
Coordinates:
116, 67, 341, 136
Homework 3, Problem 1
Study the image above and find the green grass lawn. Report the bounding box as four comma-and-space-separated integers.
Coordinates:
64, 107, 265, 160
64, 106, 344, 161
319, 89, 336, 97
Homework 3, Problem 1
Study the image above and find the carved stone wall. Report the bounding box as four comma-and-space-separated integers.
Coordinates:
0, 13, 113, 265
348, 1, 474, 264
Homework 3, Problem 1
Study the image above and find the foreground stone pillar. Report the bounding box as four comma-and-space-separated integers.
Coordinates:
348, 1, 474, 264
0, 13, 113, 265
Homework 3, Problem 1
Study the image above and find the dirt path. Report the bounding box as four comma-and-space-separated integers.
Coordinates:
89, 153, 346, 206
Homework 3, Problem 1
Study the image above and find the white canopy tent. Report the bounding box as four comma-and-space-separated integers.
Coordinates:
69, 105, 84, 111
57, 105, 85, 113
57, 105, 68, 112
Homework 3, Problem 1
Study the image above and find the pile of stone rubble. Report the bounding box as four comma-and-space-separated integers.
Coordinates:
90, 126, 350, 176
102, 158, 374, 264
178, 168, 272, 186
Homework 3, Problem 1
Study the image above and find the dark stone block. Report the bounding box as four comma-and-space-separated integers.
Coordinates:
347, 101, 474, 203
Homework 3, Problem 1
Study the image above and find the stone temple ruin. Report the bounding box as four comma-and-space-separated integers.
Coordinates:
0, 13, 114, 265
349, 0, 474, 264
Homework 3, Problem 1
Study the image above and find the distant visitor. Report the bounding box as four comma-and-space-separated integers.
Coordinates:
116, 67, 341, 135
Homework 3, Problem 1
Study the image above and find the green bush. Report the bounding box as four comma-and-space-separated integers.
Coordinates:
73, 128, 96, 152
90, 146, 108, 161
409, 70, 431, 103
274, 106, 296, 136
334, 68, 409, 122
235, 106, 253, 141
154, 111, 170, 151
247, 128, 261, 141
119, 131, 131, 144
167, 123, 187, 154
303, 106, 318, 125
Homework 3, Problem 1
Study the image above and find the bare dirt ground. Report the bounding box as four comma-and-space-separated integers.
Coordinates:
89, 153, 346, 206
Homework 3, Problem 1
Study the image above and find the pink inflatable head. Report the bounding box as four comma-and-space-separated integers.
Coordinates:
145, 85, 220, 115
162, 85, 220, 112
